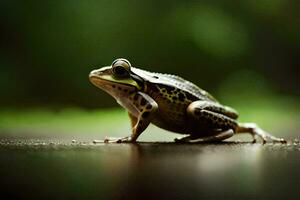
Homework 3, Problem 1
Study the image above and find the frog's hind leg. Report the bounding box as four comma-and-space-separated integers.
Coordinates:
182, 101, 238, 143
175, 129, 234, 143
235, 123, 286, 144
187, 101, 239, 132
186, 101, 286, 143
187, 101, 239, 119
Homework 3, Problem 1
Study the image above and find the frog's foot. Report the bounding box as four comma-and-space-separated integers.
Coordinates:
175, 130, 234, 143
93, 136, 133, 144
104, 136, 133, 143
235, 123, 286, 144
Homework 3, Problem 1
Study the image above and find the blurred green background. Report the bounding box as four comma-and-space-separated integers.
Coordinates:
0, 0, 299, 140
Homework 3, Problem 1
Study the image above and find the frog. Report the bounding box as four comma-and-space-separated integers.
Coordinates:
89, 58, 286, 144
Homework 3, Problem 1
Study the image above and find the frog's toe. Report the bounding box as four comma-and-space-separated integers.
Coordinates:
174, 136, 190, 143
93, 139, 105, 144
104, 137, 111, 143
116, 137, 132, 143
276, 138, 287, 144
236, 123, 286, 144
102, 136, 132, 143
260, 135, 267, 144
251, 133, 257, 143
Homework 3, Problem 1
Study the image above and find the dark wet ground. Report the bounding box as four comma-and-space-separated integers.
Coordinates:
1, 139, 300, 199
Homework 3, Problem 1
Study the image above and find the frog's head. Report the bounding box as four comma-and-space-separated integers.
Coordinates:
89, 58, 144, 98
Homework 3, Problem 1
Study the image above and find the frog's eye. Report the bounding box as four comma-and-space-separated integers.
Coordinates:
112, 58, 131, 78
112, 65, 129, 78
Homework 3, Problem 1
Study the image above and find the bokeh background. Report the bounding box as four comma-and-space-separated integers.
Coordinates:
0, 0, 299, 141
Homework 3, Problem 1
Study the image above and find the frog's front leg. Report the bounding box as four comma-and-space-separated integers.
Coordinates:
105, 92, 158, 143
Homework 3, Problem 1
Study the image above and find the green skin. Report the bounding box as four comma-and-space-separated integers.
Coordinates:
89, 58, 286, 143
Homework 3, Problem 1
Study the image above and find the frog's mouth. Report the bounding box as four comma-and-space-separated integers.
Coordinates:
89, 75, 136, 89
89, 75, 110, 88
89, 75, 138, 98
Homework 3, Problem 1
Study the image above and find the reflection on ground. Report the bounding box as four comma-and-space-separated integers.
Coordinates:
1, 140, 299, 199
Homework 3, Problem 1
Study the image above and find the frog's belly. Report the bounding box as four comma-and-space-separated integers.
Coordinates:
151, 101, 188, 134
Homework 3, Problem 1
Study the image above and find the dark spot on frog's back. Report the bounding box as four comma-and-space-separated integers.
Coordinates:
165, 86, 175, 94
150, 84, 159, 92
178, 93, 185, 102
140, 98, 146, 106
146, 104, 152, 109
129, 90, 135, 95
142, 111, 150, 118
146, 83, 159, 94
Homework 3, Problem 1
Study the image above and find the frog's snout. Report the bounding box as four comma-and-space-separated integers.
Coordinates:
89, 69, 98, 77
89, 66, 111, 80
89, 69, 101, 83
89, 69, 104, 78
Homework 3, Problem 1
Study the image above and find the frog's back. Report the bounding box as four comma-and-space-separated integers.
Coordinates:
132, 67, 218, 102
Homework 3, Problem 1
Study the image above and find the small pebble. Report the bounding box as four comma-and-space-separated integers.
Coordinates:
71, 139, 77, 143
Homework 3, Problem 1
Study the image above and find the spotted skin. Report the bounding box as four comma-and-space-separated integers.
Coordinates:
146, 84, 236, 135
146, 84, 193, 133
189, 108, 237, 133
193, 101, 238, 119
